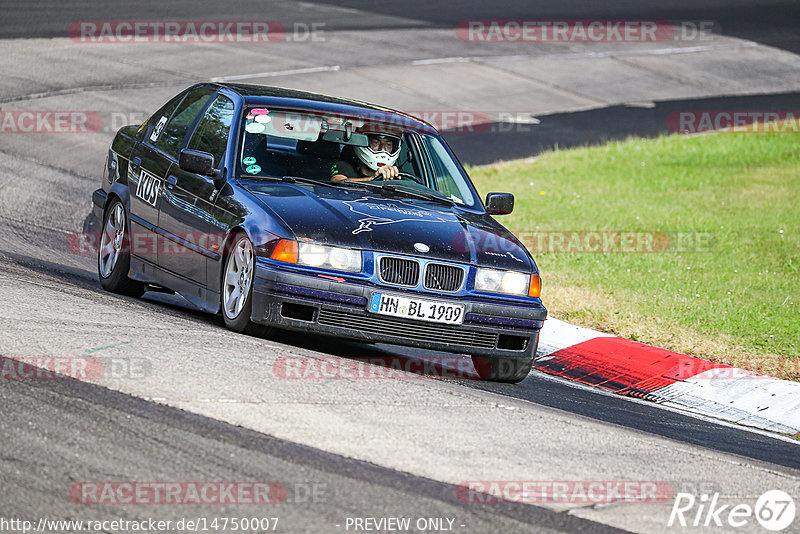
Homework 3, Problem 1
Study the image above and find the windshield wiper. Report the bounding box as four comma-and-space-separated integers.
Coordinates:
383, 184, 456, 206
281, 175, 352, 190
240, 174, 347, 190
340, 179, 383, 191
341, 180, 455, 206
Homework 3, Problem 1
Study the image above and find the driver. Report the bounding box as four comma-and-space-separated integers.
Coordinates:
330, 132, 402, 182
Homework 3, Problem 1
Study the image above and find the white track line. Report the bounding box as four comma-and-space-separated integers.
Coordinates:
211, 65, 341, 82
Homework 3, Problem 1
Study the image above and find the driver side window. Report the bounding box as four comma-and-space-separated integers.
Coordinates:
396, 134, 423, 179
187, 95, 235, 170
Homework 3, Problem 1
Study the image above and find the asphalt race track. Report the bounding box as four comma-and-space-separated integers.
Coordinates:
1, 2, 799, 533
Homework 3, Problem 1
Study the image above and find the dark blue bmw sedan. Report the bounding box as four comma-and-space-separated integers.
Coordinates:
92, 83, 546, 382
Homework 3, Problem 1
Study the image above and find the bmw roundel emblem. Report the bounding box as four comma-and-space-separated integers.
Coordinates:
414, 242, 430, 253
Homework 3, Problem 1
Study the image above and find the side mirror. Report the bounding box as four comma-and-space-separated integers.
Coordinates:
179, 149, 215, 176
485, 192, 514, 215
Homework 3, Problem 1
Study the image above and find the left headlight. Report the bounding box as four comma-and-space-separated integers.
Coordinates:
475, 268, 531, 296
298, 242, 362, 273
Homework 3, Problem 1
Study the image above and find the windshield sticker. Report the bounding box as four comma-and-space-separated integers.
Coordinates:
149, 116, 168, 142
254, 114, 272, 124
245, 122, 266, 134
251, 108, 269, 115
242, 157, 256, 165
343, 196, 452, 235
245, 164, 261, 174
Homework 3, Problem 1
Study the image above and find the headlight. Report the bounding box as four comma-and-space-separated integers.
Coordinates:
298, 242, 361, 272
475, 268, 530, 296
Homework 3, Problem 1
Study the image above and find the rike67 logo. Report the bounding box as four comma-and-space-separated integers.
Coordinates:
669, 490, 796, 531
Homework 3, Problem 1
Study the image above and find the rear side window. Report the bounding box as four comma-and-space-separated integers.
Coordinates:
140, 94, 182, 141
187, 95, 235, 170
152, 90, 211, 158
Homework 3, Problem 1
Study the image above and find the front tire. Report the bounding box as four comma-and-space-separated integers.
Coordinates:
221, 233, 260, 334
98, 199, 145, 297
472, 355, 533, 383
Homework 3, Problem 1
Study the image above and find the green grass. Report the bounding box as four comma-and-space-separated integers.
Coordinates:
467, 126, 800, 377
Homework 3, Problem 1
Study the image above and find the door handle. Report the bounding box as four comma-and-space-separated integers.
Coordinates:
166, 175, 178, 189
131, 156, 141, 170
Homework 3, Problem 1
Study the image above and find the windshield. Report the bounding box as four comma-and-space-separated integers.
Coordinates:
236, 108, 480, 207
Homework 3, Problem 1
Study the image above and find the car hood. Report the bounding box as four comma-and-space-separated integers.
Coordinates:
242, 181, 533, 271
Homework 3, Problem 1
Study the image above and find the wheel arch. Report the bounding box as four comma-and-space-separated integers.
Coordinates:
104, 182, 131, 215
220, 225, 248, 259
217, 222, 281, 282
103, 192, 122, 215
216, 225, 251, 301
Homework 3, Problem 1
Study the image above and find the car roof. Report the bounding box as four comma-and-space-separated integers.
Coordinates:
208, 82, 437, 134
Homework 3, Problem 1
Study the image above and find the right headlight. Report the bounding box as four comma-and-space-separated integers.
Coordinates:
475, 268, 537, 297
298, 242, 362, 273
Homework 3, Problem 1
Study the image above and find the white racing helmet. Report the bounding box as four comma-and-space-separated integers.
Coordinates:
354, 133, 402, 171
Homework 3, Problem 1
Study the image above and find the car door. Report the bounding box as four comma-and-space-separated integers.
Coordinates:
134, 88, 213, 278
127, 94, 185, 267
158, 93, 236, 287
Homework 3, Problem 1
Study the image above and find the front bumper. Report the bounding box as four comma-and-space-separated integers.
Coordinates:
252, 262, 546, 359
88, 188, 108, 233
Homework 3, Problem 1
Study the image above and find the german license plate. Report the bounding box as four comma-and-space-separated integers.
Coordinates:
368, 292, 465, 325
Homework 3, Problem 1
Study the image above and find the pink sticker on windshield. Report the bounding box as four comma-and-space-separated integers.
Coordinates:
251, 108, 269, 115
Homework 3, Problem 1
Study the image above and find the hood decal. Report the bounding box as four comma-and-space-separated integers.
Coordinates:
484, 250, 525, 263
344, 196, 453, 235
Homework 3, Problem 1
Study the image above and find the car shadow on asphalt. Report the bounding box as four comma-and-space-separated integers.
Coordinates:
7, 249, 800, 470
